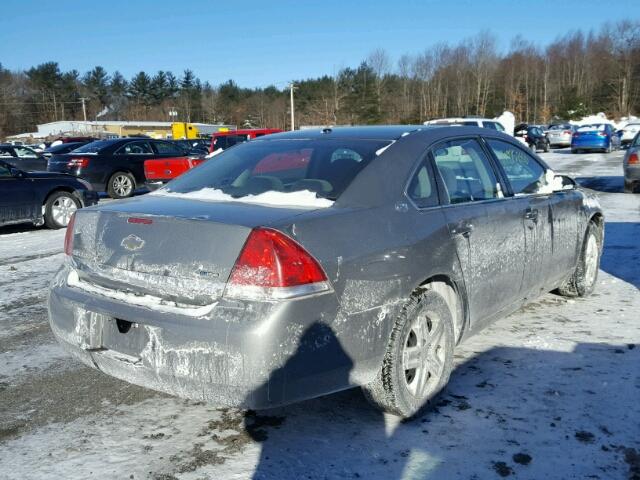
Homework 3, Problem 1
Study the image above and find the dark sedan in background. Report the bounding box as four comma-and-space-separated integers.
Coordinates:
0, 143, 49, 171
0, 159, 98, 229
48, 138, 194, 199
514, 124, 550, 152
49, 126, 603, 418
42, 141, 91, 158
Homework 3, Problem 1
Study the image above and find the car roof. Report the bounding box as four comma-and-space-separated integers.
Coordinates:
257, 125, 426, 141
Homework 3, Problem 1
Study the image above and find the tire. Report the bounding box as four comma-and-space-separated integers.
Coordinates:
571, 148, 577, 154
556, 223, 601, 297
529, 142, 536, 152
606, 143, 612, 154
624, 180, 634, 193
362, 289, 455, 418
543, 141, 550, 153
107, 171, 136, 199
44, 191, 79, 229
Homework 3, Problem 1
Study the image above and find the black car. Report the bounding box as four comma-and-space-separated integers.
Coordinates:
173, 139, 210, 156
514, 124, 550, 152
0, 144, 49, 171
42, 141, 91, 158
0, 159, 98, 229
47, 138, 191, 199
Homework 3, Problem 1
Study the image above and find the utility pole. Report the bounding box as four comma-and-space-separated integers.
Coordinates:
79, 97, 88, 122
289, 82, 296, 131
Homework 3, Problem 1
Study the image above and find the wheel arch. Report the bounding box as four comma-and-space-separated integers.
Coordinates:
415, 274, 467, 344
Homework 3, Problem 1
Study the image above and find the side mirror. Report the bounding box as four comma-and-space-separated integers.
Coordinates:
10, 167, 24, 178
554, 174, 576, 191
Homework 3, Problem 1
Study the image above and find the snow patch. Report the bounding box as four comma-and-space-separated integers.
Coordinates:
494, 111, 515, 135
153, 188, 334, 209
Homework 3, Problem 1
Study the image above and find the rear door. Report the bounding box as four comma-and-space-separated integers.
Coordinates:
115, 140, 154, 185
484, 138, 556, 297
431, 138, 526, 330
0, 164, 37, 225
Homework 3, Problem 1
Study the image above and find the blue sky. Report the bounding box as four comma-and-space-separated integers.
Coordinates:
2, 0, 639, 88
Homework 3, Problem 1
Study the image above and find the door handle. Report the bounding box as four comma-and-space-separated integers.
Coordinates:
452, 223, 474, 237
524, 208, 539, 221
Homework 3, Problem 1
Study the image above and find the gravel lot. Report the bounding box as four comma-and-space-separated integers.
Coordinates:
0, 149, 638, 480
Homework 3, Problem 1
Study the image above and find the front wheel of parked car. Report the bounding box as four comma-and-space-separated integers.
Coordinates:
557, 223, 601, 297
44, 191, 79, 229
107, 171, 136, 199
362, 289, 455, 418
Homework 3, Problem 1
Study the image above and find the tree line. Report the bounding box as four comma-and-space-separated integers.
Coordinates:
1, 20, 639, 138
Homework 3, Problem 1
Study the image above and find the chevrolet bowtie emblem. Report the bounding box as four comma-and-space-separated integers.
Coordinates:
121, 234, 145, 251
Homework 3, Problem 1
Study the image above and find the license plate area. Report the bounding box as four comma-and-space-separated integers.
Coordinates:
82, 314, 150, 362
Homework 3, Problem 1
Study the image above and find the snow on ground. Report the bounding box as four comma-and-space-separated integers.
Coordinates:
0, 149, 639, 480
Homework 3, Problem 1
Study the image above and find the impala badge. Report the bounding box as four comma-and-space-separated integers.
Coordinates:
121, 234, 145, 251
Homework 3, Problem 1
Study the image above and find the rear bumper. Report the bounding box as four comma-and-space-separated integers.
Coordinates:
48, 264, 379, 408
624, 165, 640, 183
548, 136, 571, 147
572, 138, 609, 150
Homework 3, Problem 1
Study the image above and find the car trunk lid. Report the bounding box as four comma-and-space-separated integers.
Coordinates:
69, 195, 315, 306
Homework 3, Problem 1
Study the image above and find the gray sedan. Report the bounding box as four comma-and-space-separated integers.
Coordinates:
48, 126, 604, 418
623, 132, 640, 193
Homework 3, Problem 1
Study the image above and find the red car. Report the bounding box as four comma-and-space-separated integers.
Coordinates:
144, 156, 206, 185
209, 128, 282, 153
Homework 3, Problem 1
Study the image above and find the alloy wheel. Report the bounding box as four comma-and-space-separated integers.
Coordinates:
402, 312, 446, 399
113, 175, 133, 197
51, 196, 77, 227
584, 233, 598, 287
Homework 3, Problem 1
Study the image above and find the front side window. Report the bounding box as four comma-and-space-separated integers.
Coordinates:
486, 139, 546, 195
431, 138, 500, 204
117, 141, 153, 155
163, 138, 390, 200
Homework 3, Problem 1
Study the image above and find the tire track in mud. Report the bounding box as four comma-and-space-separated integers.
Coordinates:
0, 363, 163, 442
0, 250, 61, 268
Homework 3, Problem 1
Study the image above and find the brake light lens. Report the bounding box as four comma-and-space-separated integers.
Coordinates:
564, 130, 572, 135
64, 213, 76, 256
67, 157, 90, 168
225, 227, 330, 300
629, 152, 639, 164
598, 132, 608, 137
573, 132, 580, 138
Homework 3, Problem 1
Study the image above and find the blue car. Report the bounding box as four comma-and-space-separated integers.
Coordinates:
571, 124, 621, 153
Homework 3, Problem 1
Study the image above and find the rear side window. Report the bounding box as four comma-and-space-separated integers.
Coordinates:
407, 161, 438, 208
486, 139, 546, 195
483, 122, 505, 132
154, 141, 183, 156
116, 141, 153, 155
164, 139, 391, 200
73, 140, 114, 153
431, 138, 500, 204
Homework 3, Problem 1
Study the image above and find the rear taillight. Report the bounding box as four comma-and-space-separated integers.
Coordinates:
67, 157, 90, 168
64, 213, 76, 256
564, 130, 571, 135
225, 227, 330, 300
598, 132, 607, 137
573, 133, 580, 138
629, 152, 639, 164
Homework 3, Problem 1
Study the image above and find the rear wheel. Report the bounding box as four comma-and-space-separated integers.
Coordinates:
362, 289, 454, 418
529, 142, 536, 152
107, 171, 136, 199
557, 224, 601, 297
44, 191, 79, 229
543, 141, 550, 153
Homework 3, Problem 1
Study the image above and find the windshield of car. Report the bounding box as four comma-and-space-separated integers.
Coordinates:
72, 140, 115, 153
163, 138, 391, 200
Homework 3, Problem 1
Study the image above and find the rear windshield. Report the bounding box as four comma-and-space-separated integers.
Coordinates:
163, 138, 391, 200
549, 124, 571, 130
577, 124, 604, 132
72, 140, 115, 153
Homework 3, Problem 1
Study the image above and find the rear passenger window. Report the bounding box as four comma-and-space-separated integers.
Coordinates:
432, 138, 501, 204
407, 161, 438, 208
486, 139, 546, 195
117, 141, 152, 154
